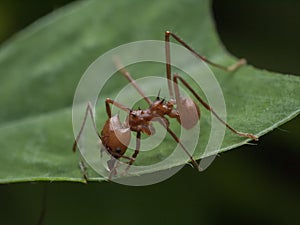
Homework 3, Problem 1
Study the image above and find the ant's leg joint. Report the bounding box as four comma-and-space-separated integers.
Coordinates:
227, 58, 247, 71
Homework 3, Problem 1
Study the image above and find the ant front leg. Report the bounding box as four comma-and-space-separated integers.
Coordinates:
107, 152, 136, 180
165, 31, 246, 98
123, 131, 141, 174
173, 73, 258, 141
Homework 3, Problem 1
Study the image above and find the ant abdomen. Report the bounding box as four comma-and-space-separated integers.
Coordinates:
101, 115, 131, 158
176, 97, 200, 129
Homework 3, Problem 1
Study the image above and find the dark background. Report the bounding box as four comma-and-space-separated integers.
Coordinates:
0, 0, 299, 225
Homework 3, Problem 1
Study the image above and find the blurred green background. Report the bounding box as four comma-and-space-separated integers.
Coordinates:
0, 0, 299, 225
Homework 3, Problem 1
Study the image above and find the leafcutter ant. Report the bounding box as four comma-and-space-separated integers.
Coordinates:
73, 31, 258, 179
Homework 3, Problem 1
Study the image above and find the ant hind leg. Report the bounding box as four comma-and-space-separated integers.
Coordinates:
173, 74, 258, 141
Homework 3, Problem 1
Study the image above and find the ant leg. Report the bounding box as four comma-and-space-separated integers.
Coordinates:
113, 57, 153, 105
165, 31, 247, 98
73, 102, 100, 152
165, 31, 246, 73
73, 102, 102, 181
166, 125, 201, 171
108, 158, 120, 180
124, 131, 141, 173
165, 31, 174, 99
173, 73, 258, 141
108, 152, 136, 179
78, 159, 88, 182
105, 98, 131, 118
107, 132, 141, 177
153, 116, 200, 170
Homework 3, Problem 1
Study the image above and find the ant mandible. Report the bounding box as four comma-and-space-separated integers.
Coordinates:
73, 31, 258, 178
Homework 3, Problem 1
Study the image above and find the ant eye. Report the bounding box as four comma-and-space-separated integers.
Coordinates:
115, 147, 122, 154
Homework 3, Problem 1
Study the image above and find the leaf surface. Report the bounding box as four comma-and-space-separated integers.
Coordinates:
0, 0, 299, 183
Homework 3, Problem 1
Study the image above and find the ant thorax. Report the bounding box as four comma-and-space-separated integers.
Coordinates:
127, 98, 174, 135
128, 109, 155, 135
150, 98, 180, 120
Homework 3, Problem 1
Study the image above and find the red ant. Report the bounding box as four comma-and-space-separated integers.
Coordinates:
73, 31, 258, 179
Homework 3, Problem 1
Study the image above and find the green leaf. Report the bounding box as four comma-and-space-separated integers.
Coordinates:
0, 0, 299, 183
